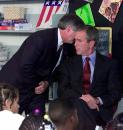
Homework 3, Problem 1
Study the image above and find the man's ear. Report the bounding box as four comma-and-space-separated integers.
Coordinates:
90, 40, 95, 48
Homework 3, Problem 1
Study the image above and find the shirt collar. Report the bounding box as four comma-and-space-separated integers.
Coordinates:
58, 29, 63, 50
82, 51, 96, 65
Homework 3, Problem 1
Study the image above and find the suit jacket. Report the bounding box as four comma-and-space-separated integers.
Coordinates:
58, 52, 121, 122
0, 28, 59, 102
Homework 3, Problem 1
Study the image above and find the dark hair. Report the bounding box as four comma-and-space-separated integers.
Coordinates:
19, 114, 43, 130
106, 113, 123, 130
19, 113, 54, 130
0, 83, 19, 111
77, 25, 99, 45
19, 114, 54, 130
48, 98, 77, 127
58, 14, 84, 31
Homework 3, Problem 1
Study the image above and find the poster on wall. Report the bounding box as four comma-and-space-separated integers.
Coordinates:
36, 0, 69, 29
99, 0, 122, 23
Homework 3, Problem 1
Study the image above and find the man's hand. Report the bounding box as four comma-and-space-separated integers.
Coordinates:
80, 94, 99, 111
35, 81, 49, 94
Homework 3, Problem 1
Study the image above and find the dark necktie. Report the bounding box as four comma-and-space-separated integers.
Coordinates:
52, 45, 63, 72
83, 57, 91, 94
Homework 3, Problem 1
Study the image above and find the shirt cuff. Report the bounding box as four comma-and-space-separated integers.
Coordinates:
97, 97, 103, 105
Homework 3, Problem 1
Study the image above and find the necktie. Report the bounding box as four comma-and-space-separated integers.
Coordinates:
52, 45, 63, 72
83, 57, 91, 94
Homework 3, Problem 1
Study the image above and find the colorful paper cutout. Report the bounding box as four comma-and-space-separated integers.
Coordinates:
75, 3, 95, 26
99, 0, 122, 23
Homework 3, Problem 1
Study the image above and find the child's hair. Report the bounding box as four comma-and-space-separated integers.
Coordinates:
19, 113, 55, 130
0, 83, 19, 111
48, 98, 77, 127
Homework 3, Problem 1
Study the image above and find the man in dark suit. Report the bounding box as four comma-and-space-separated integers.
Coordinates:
0, 14, 84, 114
58, 25, 121, 126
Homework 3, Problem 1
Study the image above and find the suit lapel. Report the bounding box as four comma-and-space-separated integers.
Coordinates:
72, 55, 83, 88
91, 53, 103, 88
73, 55, 83, 74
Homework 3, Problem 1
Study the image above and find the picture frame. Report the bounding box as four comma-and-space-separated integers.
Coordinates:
96, 27, 112, 56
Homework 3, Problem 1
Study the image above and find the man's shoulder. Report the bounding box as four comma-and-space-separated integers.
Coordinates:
63, 55, 81, 65
28, 28, 57, 38
35, 28, 57, 34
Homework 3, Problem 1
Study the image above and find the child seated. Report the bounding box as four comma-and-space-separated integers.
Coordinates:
19, 113, 54, 130
0, 83, 24, 130
48, 99, 79, 130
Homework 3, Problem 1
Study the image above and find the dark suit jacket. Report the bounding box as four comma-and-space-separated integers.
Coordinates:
0, 28, 59, 103
58, 52, 121, 122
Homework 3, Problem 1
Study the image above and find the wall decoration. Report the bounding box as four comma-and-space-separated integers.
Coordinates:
96, 27, 112, 56
99, 0, 122, 23
36, 0, 69, 28
75, 3, 95, 26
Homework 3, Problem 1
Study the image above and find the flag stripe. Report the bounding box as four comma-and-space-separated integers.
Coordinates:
55, 6, 61, 13
45, 6, 54, 23
36, 6, 47, 27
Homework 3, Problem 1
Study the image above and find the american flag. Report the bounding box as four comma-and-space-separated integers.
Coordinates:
36, 0, 69, 28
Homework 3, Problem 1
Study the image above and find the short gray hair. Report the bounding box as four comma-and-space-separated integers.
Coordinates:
78, 25, 99, 45
58, 14, 84, 31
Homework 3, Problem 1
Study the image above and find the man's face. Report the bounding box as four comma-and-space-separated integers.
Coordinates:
74, 31, 91, 55
61, 26, 76, 43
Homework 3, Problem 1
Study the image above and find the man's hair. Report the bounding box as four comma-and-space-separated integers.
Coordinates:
58, 14, 84, 31
48, 98, 77, 127
0, 83, 19, 111
78, 25, 99, 45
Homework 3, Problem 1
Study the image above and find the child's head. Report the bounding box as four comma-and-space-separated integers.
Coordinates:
48, 98, 78, 130
19, 113, 54, 130
0, 83, 19, 113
